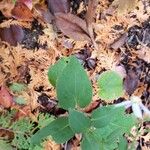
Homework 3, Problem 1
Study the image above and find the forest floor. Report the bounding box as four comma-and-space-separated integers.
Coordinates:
0, 0, 150, 150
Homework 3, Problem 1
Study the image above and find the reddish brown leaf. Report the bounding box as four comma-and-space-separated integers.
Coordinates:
47, 0, 70, 14
55, 13, 91, 41
124, 71, 139, 95
84, 100, 100, 113
0, 86, 14, 108
18, 0, 32, 10
13, 105, 31, 120
0, 25, 24, 46
11, 2, 33, 21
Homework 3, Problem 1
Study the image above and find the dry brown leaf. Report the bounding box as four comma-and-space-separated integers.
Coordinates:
137, 47, 150, 63
0, 0, 14, 18
0, 25, 24, 46
47, 0, 70, 14
34, 4, 54, 24
86, 0, 97, 26
0, 86, 14, 108
83, 100, 100, 113
111, 33, 128, 50
43, 139, 60, 150
55, 12, 91, 41
11, 2, 33, 21
86, 0, 98, 50
13, 105, 31, 120
124, 71, 139, 95
112, 0, 138, 14
18, 0, 32, 10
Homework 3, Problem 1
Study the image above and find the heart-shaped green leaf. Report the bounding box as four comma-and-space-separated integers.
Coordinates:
56, 56, 92, 110
118, 136, 128, 150
48, 57, 68, 87
69, 109, 91, 133
98, 71, 124, 101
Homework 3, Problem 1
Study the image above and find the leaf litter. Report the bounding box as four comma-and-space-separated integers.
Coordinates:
0, 0, 150, 149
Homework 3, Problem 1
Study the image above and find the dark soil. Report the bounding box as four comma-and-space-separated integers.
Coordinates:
127, 18, 150, 48
21, 20, 47, 49
74, 48, 97, 70
37, 93, 66, 116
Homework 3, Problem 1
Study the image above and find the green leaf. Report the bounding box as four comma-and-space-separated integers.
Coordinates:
81, 131, 100, 150
98, 71, 124, 101
111, 114, 136, 134
29, 145, 43, 150
82, 109, 136, 150
69, 109, 91, 133
37, 113, 54, 129
9, 82, 27, 93
0, 140, 12, 150
14, 97, 26, 105
81, 130, 118, 150
93, 126, 121, 149
11, 118, 34, 149
48, 57, 68, 87
31, 117, 74, 144
91, 106, 125, 128
56, 56, 92, 110
118, 136, 128, 150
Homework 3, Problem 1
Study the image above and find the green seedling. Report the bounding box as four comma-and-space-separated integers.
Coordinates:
31, 56, 137, 150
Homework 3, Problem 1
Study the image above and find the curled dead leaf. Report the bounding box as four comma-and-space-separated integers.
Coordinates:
0, 86, 14, 108
55, 13, 91, 41
0, 25, 24, 46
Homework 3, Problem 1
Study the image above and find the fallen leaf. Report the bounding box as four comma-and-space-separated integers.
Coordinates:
111, 33, 128, 50
55, 13, 91, 41
84, 100, 100, 113
0, 25, 24, 46
112, 0, 138, 14
113, 65, 127, 79
35, 4, 54, 24
124, 71, 139, 95
0, 86, 14, 108
18, 0, 32, 10
47, 0, 70, 14
85, 0, 98, 49
86, 0, 97, 26
13, 105, 31, 120
137, 48, 150, 63
11, 2, 33, 21
0, 0, 14, 18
